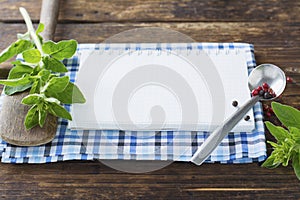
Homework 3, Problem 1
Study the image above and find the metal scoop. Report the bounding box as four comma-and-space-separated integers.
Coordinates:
191, 63, 286, 165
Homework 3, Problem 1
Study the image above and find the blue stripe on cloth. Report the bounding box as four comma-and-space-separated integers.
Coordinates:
0, 43, 267, 164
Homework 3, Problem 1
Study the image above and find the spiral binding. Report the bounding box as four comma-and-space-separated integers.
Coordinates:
78, 43, 245, 56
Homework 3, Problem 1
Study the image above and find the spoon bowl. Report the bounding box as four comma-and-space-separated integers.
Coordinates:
248, 64, 286, 101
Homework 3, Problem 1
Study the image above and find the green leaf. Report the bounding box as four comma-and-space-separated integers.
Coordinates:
0, 74, 31, 87
17, 32, 30, 40
265, 121, 290, 143
22, 49, 41, 63
30, 80, 40, 94
289, 127, 300, 144
36, 23, 44, 35
4, 84, 32, 95
3, 64, 34, 95
48, 102, 72, 120
42, 56, 68, 72
47, 82, 86, 104
262, 154, 281, 169
43, 76, 69, 93
21, 94, 43, 105
292, 153, 300, 180
38, 109, 47, 127
7, 63, 33, 79
38, 69, 51, 83
42, 39, 77, 60
0, 39, 32, 63
24, 104, 39, 130
272, 102, 300, 129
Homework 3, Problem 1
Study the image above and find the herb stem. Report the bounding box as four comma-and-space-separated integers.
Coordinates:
19, 7, 44, 55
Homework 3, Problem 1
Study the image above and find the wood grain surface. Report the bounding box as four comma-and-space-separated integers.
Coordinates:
0, 0, 299, 199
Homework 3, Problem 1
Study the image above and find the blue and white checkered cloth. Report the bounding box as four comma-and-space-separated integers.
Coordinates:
0, 43, 266, 164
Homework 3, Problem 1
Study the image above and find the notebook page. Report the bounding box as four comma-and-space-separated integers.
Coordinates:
69, 43, 255, 132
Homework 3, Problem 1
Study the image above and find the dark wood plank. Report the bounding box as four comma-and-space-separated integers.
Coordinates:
0, 161, 299, 199
0, 0, 299, 22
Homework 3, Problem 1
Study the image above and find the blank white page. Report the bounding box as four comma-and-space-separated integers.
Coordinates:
69, 43, 255, 132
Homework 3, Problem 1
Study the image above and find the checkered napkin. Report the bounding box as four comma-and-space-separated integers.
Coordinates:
0, 43, 266, 163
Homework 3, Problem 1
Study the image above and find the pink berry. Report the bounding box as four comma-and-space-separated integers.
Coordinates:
266, 112, 272, 117
269, 107, 274, 113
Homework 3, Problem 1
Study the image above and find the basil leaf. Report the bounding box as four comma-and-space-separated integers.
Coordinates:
289, 127, 300, 144
30, 80, 40, 94
38, 109, 47, 127
272, 102, 300, 129
265, 121, 290, 143
3, 64, 33, 95
38, 69, 51, 83
0, 39, 32, 64
7, 63, 33, 79
36, 23, 44, 35
42, 39, 77, 60
292, 153, 300, 180
48, 102, 72, 120
17, 32, 30, 41
22, 49, 41, 63
21, 94, 43, 105
0, 74, 31, 87
42, 56, 68, 72
262, 154, 280, 169
44, 76, 69, 93
24, 104, 39, 130
48, 82, 86, 104
4, 84, 32, 95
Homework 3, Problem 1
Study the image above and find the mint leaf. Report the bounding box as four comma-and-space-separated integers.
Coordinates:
0, 39, 32, 63
272, 102, 300, 129
24, 104, 39, 130
42, 39, 77, 60
22, 49, 41, 63
38, 109, 47, 127
265, 121, 290, 143
48, 102, 72, 120
42, 56, 68, 72
0, 74, 31, 87
21, 94, 43, 105
48, 82, 86, 104
43, 76, 69, 93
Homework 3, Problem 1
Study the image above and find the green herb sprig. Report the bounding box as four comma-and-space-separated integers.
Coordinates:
262, 102, 300, 180
0, 7, 85, 129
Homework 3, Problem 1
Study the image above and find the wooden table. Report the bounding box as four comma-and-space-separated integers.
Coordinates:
0, 0, 299, 199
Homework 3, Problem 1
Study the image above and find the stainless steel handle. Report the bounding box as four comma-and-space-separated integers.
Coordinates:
191, 95, 261, 165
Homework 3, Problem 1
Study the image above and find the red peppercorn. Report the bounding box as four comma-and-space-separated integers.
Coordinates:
257, 86, 263, 91
252, 89, 259, 96
269, 107, 274, 114
262, 82, 269, 90
263, 104, 269, 111
266, 112, 272, 117
287, 76, 294, 83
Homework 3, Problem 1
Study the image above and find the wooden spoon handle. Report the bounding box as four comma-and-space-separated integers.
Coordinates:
40, 0, 60, 40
